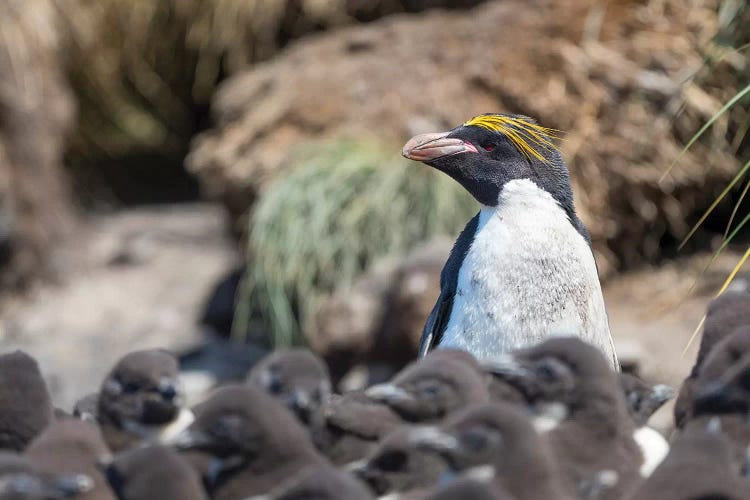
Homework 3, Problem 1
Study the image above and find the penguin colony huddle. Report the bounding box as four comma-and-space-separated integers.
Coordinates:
1, 291, 750, 499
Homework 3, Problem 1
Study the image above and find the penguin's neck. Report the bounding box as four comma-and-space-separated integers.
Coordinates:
478, 179, 587, 243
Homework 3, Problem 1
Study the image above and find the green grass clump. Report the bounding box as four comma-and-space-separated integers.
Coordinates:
234, 139, 477, 346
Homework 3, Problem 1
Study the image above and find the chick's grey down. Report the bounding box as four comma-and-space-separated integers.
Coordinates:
402, 113, 617, 368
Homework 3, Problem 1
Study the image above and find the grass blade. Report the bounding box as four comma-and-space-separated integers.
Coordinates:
715, 245, 750, 297
685, 210, 750, 298
682, 244, 750, 355
679, 157, 750, 249
682, 315, 706, 356
723, 177, 750, 239
661, 83, 750, 184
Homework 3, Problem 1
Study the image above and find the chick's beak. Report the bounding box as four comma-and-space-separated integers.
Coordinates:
402, 132, 478, 161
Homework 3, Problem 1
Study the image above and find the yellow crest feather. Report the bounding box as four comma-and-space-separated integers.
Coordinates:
463, 114, 563, 163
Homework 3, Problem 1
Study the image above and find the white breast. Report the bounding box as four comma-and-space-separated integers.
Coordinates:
438, 179, 616, 366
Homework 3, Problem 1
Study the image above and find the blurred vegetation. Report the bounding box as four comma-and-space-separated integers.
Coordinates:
59, 0, 485, 193
233, 140, 477, 346
669, 0, 749, 317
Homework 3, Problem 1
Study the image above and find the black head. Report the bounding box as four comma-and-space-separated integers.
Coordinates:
364, 352, 489, 422
246, 349, 331, 426
402, 113, 572, 210
98, 350, 182, 426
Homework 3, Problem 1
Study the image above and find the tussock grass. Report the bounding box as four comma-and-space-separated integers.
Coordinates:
676, 0, 749, 351
233, 139, 476, 346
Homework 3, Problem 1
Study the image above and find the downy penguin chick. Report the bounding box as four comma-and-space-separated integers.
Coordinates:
24, 420, 114, 500
487, 338, 643, 498
364, 349, 489, 422
632, 417, 750, 500
103, 445, 207, 500
312, 390, 402, 466
351, 426, 450, 496
246, 349, 331, 428
408, 402, 570, 500
246, 463, 373, 500
97, 349, 193, 452
0, 452, 93, 499
674, 291, 750, 427
686, 328, 750, 466
677, 325, 750, 427
170, 384, 323, 500
402, 114, 617, 368
72, 394, 99, 424
618, 373, 673, 427
0, 351, 54, 452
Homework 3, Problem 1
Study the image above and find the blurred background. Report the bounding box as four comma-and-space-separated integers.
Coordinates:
0, 0, 748, 416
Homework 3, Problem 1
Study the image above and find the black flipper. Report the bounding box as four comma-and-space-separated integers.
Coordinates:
418, 212, 480, 356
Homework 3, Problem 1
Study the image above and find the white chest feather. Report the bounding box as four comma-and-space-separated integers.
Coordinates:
438, 179, 615, 364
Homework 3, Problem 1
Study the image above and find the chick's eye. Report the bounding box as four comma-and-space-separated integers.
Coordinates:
535, 358, 569, 381
419, 383, 441, 398
461, 428, 491, 452
374, 451, 407, 472
122, 383, 140, 394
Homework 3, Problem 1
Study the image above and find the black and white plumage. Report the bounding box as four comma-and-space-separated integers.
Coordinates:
402, 114, 617, 368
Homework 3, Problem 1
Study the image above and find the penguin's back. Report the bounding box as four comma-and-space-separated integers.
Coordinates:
438, 178, 616, 366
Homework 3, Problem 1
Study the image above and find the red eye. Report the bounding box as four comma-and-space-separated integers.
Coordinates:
484, 145, 494, 152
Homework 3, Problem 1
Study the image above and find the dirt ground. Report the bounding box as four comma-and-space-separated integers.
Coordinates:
0, 203, 740, 427
0, 203, 241, 409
